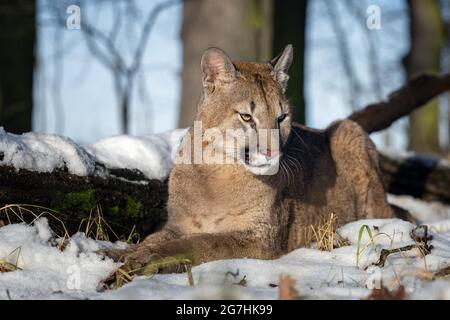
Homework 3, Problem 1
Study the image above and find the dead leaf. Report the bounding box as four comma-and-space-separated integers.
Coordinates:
365, 283, 407, 300
278, 275, 298, 300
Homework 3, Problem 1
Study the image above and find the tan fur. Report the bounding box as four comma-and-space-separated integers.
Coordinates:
105, 47, 394, 272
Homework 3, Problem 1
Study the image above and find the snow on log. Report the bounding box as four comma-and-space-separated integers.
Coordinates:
0, 164, 169, 238
0, 128, 187, 237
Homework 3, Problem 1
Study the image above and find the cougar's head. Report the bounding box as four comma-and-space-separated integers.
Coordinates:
196, 45, 294, 175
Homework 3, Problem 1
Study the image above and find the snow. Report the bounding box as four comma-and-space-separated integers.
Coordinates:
388, 194, 450, 223
0, 127, 188, 180
85, 129, 188, 181
0, 127, 96, 176
0, 218, 123, 299
1, 196, 450, 300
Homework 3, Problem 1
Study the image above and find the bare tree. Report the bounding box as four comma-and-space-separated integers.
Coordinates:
178, 0, 273, 128
441, 0, 450, 154
272, 0, 308, 124
324, 0, 361, 112
44, 0, 180, 134
0, 0, 36, 134
403, 0, 444, 155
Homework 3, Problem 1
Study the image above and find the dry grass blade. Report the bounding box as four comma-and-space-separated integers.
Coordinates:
310, 212, 338, 251
78, 205, 120, 242
0, 260, 20, 273
0, 247, 23, 273
114, 267, 134, 288
126, 225, 141, 244
0, 204, 70, 250
1, 203, 130, 252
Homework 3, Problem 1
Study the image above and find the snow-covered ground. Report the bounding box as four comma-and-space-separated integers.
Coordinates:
1, 128, 450, 299
0, 195, 449, 300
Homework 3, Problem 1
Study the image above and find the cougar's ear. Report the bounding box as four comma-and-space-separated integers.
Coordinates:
201, 47, 236, 94
269, 44, 293, 93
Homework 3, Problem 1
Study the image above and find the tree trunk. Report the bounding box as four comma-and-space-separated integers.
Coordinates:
0, 0, 36, 134
272, 0, 308, 124
440, 0, 450, 156
178, 0, 273, 128
404, 0, 443, 155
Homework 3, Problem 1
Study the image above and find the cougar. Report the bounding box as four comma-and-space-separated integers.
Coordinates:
105, 45, 394, 274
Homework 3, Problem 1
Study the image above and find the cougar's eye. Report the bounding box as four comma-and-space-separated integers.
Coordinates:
239, 113, 252, 122
278, 113, 288, 122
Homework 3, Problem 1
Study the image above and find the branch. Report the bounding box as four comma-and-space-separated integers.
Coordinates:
373, 225, 432, 267
349, 74, 450, 133
81, 18, 126, 72
129, 0, 181, 73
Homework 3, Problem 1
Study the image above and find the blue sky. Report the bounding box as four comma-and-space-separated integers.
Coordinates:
34, 0, 183, 143
34, 0, 411, 149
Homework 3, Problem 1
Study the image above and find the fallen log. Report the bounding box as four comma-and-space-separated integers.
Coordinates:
0, 164, 168, 239
379, 153, 450, 204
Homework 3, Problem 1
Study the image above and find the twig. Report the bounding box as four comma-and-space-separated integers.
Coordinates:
434, 266, 450, 279
373, 225, 432, 267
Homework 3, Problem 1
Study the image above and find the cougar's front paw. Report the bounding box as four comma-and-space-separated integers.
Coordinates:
98, 246, 157, 289
96, 244, 138, 262
120, 247, 162, 273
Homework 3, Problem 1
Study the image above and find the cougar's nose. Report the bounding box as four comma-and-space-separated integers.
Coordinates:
261, 149, 279, 159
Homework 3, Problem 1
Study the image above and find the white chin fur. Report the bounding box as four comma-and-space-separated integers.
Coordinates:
244, 153, 280, 176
